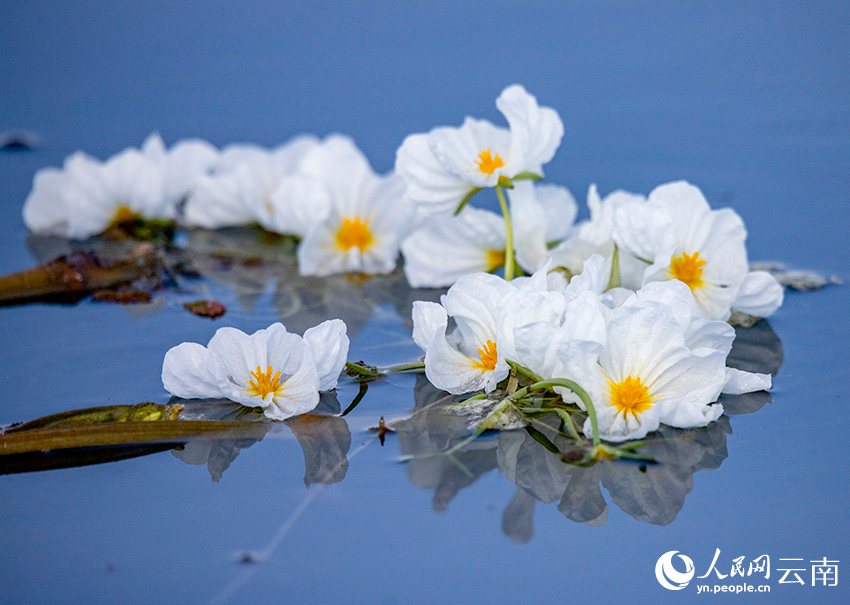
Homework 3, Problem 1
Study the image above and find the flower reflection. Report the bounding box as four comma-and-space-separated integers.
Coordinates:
180, 226, 443, 337
285, 412, 351, 486
394, 318, 781, 537
170, 393, 351, 485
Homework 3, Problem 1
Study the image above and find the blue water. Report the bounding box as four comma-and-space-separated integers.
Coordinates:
1, 2, 848, 603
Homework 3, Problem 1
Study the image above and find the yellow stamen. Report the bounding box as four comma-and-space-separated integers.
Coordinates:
336, 217, 374, 251
470, 339, 498, 371
669, 251, 706, 291
112, 205, 139, 225
476, 149, 504, 175
608, 375, 654, 417
245, 365, 284, 399
486, 249, 506, 272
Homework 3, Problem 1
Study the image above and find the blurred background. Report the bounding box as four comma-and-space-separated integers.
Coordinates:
2, 1, 848, 270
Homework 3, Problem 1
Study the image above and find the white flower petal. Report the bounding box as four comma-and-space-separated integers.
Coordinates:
402, 207, 505, 287
162, 342, 225, 400
496, 84, 564, 176
732, 271, 785, 318
303, 319, 349, 391
723, 368, 772, 394
411, 301, 448, 351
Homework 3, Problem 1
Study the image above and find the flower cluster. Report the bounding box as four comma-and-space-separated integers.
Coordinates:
23, 133, 217, 239
162, 320, 348, 421
26, 84, 787, 443
21, 85, 784, 329
546, 181, 784, 322
24, 133, 414, 277
412, 259, 772, 442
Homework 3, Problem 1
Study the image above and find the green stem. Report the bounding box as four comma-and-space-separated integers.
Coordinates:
506, 360, 544, 384
510, 172, 543, 182
552, 408, 582, 442
519, 378, 600, 447
381, 361, 425, 373
341, 381, 369, 416
344, 361, 374, 378
454, 187, 482, 216
495, 184, 516, 281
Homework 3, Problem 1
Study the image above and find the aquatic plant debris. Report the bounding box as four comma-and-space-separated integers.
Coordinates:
750, 261, 842, 291
183, 299, 227, 318
0, 245, 161, 305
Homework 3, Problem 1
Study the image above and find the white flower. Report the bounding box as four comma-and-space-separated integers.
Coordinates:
23, 149, 167, 239
583, 280, 771, 441
141, 132, 219, 205
401, 181, 575, 287
161, 320, 349, 421
395, 84, 563, 215
182, 135, 323, 231
547, 184, 648, 288
412, 272, 517, 394
585, 299, 725, 442
296, 137, 412, 276
612, 181, 751, 321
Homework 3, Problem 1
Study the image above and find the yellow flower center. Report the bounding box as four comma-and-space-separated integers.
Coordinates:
112, 205, 139, 225
476, 149, 505, 175
486, 249, 506, 272
609, 375, 654, 417
245, 365, 284, 399
471, 339, 498, 371
669, 251, 706, 291
336, 217, 374, 251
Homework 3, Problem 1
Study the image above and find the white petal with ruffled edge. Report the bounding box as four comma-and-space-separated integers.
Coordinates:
303, 319, 349, 391
401, 207, 505, 287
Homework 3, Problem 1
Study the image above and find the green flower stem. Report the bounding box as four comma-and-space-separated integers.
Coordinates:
510, 172, 543, 183
454, 187, 482, 216
495, 184, 517, 281
506, 359, 543, 384
515, 378, 600, 447
552, 408, 582, 442
343, 361, 385, 382
445, 393, 488, 410
382, 361, 425, 373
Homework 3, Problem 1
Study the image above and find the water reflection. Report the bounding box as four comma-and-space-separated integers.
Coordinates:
181, 227, 444, 334
0, 394, 352, 487
12, 232, 785, 539
394, 320, 782, 537
25, 227, 445, 335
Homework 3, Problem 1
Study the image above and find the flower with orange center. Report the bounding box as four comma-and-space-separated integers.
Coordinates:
470, 340, 498, 371
162, 320, 350, 421
608, 375, 654, 418
244, 365, 284, 399
336, 217, 374, 251
295, 137, 411, 277
669, 251, 706, 292
411, 272, 513, 394
23, 148, 169, 239
476, 149, 505, 176
395, 84, 564, 216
